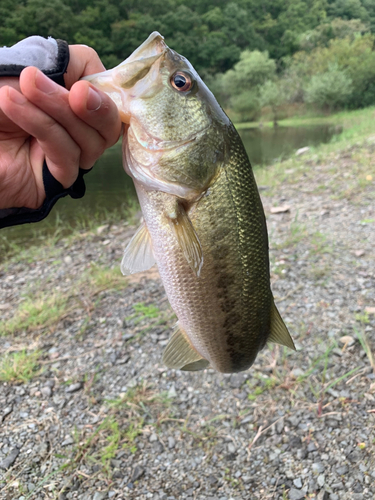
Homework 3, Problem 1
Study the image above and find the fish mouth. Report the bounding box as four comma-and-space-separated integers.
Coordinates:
82, 32, 167, 121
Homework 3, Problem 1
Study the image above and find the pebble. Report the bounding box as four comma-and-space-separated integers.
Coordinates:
293, 477, 303, 488
295, 146, 310, 156
291, 368, 304, 378
167, 384, 177, 398
130, 465, 145, 482
92, 493, 106, 500
313, 462, 325, 474
40, 386, 52, 398
65, 382, 83, 393
61, 437, 74, 446
0, 447, 20, 470
317, 474, 325, 487
168, 437, 175, 449
288, 488, 306, 500
336, 465, 349, 475
227, 443, 236, 454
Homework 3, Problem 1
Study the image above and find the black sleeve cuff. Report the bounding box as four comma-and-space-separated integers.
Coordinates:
0, 39, 69, 86
0, 163, 91, 229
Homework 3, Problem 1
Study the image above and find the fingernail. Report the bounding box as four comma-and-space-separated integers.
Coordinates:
8, 87, 27, 105
86, 87, 102, 111
35, 71, 57, 94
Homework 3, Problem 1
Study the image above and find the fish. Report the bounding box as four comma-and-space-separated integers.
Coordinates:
84, 32, 295, 373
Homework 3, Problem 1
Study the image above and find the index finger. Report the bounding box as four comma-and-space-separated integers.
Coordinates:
64, 45, 106, 89
0, 77, 20, 91
68, 80, 122, 148
0, 85, 24, 134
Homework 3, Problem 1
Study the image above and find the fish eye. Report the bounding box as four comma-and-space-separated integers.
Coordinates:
170, 71, 193, 92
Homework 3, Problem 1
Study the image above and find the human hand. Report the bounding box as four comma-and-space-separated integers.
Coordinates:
0, 45, 121, 210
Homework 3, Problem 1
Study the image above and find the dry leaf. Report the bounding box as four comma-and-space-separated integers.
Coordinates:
295, 146, 309, 156
339, 335, 355, 346
365, 306, 375, 315
270, 206, 291, 214
353, 250, 365, 257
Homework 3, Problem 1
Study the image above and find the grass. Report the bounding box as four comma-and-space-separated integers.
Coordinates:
247, 374, 278, 400
354, 325, 375, 372
124, 302, 175, 337
235, 105, 375, 134
56, 381, 173, 484
0, 350, 42, 383
83, 263, 126, 294
132, 303, 160, 318
309, 231, 333, 255
0, 293, 69, 336
0, 195, 139, 264
124, 302, 158, 326
0, 262, 128, 337
274, 216, 307, 250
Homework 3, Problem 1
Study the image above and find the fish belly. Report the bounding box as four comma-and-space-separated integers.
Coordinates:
136, 133, 272, 373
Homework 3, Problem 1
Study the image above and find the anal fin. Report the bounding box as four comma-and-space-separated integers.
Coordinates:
162, 323, 209, 371
268, 300, 296, 350
121, 221, 156, 275
167, 202, 203, 277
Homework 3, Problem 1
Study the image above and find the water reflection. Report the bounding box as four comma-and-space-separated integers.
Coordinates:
238, 124, 339, 166
1, 123, 339, 248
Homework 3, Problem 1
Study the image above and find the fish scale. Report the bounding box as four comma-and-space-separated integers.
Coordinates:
134, 125, 272, 373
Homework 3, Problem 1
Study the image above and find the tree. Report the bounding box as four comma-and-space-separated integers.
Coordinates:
259, 80, 286, 126
298, 17, 369, 51
304, 63, 352, 110
292, 33, 375, 107
222, 50, 276, 91
230, 90, 261, 122
6, 0, 77, 41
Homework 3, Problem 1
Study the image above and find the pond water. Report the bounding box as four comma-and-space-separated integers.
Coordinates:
1, 123, 339, 249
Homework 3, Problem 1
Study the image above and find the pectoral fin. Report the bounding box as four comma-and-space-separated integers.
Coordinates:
121, 222, 156, 275
167, 203, 203, 277
162, 323, 209, 371
268, 301, 296, 350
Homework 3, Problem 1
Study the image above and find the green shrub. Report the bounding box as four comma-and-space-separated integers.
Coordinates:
230, 90, 260, 122
304, 64, 352, 110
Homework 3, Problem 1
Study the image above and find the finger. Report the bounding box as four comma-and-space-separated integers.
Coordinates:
20, 67, 110, 169
69, 80, 122, 147
64, 45, 106, 89
0, 85, 25, 134
0, 77, 20, 91
1, 86, 81, 188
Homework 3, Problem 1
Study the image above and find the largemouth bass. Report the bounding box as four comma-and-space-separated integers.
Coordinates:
85, 32, 295, 373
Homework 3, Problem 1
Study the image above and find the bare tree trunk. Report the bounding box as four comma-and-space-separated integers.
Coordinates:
273, 106, 278, 127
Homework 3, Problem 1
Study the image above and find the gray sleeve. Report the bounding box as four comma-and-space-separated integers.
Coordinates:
0, 36, 69, 86
0, 36, 59, 70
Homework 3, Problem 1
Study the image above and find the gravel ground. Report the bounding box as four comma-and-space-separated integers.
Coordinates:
0, 137, 374, 500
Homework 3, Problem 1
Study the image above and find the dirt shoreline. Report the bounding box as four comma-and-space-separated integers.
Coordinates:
0, 136, 374, 500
